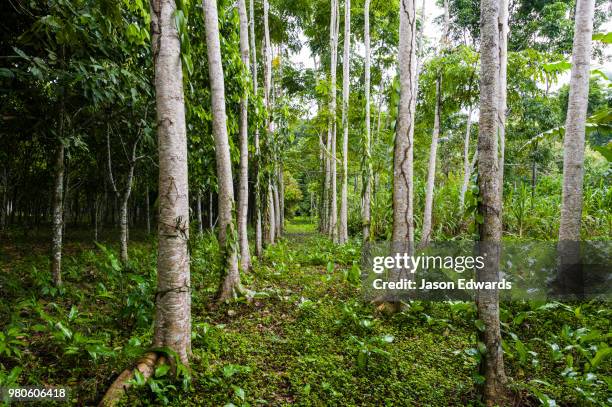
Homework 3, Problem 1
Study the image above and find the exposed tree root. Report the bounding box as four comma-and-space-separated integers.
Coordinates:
98, 352, 166, 407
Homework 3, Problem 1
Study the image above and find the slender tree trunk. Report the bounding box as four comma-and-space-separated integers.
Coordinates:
559, 0, 594, 241
203, 0, 243, 301
421, 79, 441, 245
0, 167, 7, 233
413, 0, 426, 98
263, 0, 275, 246
459, 107, 473, 211
107, 129, 137, 264
94, 194, 99, 241
393, 0, 417, 243
475, 0, 508, 403
50, 139, 65, 286
278, 165, 284, 231
322, 129, 331, 234
150, 0, 191, 364
119, 196, 129, 263
249, 0, 263, 258
209, 191, 214, 229
329, 0, 339, 242
196, 192, 203, 235
497, 0, 508, 203
146, 184, 151, 235
318, 131, 327, 232
338, 0, 351, 244
237, 0, 252, 271
362, 0, 372, 243
273, 178, 281, 237
420, 0, 448, 246
557, 0, 594, 303
267, 183, 276, 243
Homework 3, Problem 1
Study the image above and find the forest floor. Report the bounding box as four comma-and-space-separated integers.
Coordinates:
0, 219, 610, 406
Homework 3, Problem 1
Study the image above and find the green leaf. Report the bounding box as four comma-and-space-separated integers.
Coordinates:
588, 346, 611, 371
155, 364, 170, 378
68, 305, 78, 321
232, 385, 245, 401
592, 32, 612, 44
593, 144, 612, 162
134, 369, 146, 386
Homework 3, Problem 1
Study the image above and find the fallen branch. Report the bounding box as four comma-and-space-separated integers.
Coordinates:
98, 352, 166, 407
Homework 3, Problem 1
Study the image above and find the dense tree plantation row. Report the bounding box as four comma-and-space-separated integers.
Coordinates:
0, 0, 610, 405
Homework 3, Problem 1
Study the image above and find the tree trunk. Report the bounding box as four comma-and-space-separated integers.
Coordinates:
338, 0, 351, 244
557, 0, 594, 307
559, 0, 594, 241
150, 0, 191, 364
50, 140, 65, 287
362, 0, 372, 243
119, 196, 129, 263
203, 0, 243, 301
420, 0, 448, 246
94, 194, 99, 242
209, 191, 214, 229
146, 184, 151, 235
263, 0, 275, 246
421, 79, 441, 245
329, 0, 340, 242
249, 0, 263, 258
497, 0, 508, 203
318, 131, 326, 232
273, 178, 281, 237
196, 192, 203, 235
267, 183, 276, 243
106, 129, 136, 265
322, 129, 331, 234
0, 167, 7, 233
393, 0, 417, 243
475, 0, 508, 403
413, 0, 426, 99
237, 0, 252, 271
459, 107, 473, 211
278, 164, 284, 233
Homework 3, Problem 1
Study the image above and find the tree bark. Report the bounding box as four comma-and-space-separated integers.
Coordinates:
362, 0, 372, 243
420, 0, 448, 246
475, 0, 508, 403
413, 0, 426, 99
559, 0, 594, 241
209, 190, 214, 229
421, 79, 441, 245
249, 0, 263, 257
459, 107, 473, 210
50, 139, 65, 287
393, 0, 417, 243
196, 191, 203, 235
278, 164, 284, 233
329, 0, 340, 242
273, 178, 281, 237
203, 0, 243, 301
146, 183, 151, 235
237, 0, 252, 271
150, 0, 191, 364
263, 0, 276, 246
338, 0, 351, 244
267, 183, 276, 243
106, 128, 139, 264
497, 0, 508, 204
